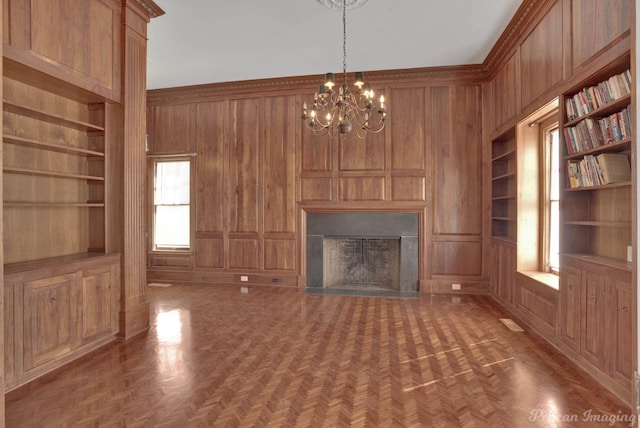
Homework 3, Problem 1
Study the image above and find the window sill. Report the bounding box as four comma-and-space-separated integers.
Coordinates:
149, 249, 193, 254
518, 270, 559, 290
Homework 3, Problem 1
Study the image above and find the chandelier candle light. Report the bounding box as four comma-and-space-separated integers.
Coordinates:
302, 0, 387, 138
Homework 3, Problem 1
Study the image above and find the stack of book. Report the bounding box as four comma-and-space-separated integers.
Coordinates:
565, 69, 631, 121
566, 153, 631, 188
564, 105, 632, 154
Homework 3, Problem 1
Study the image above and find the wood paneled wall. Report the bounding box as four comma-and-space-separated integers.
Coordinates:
147, 70, 487, 292
487, 0, 631, 133
147, 0, 632, 296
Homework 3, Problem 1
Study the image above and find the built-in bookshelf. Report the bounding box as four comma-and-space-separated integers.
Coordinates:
560, 58, 632, 268
2, 74, 107, 264
491, 128, 516, 241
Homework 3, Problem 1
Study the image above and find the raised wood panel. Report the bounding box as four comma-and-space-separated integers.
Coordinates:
339, 130, 385, 171
520, 287, 551, 320
151, 104, 194, 154
520, 0, 564, 107
390, 87, 425, 170
149, 254, 193, 268
229, 239, 259, 270
263, 96, 296, 233
498, 244, 514, 303
560, 265, 581, 351
195, 238, 224, 269
572, 0, 631, 70
81, 265, 113, 341
264, 239, 295, 271
391, 176, 425, 201
432, 241, 482, 276
33, 0, 114, 86
300, 116, 332, 172
515, 273, 558, 337
493, 52, 519, 129
338, 176, 385, 201
195, 101, 226, 233
4, 0, 121, 99
581, 272, 607, 369
432, 85, 482, 235
23, 272, 79, 372
300, 177, 333, 202
612, 279, 632, 383
229, 98, 260, 234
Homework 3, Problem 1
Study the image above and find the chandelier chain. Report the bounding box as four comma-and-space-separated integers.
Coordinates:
342, 0, 347, 79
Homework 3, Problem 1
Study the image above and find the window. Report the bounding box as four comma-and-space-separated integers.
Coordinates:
153, 160, 190, 250
516, 98, 559, 288
541, 121, 560, 274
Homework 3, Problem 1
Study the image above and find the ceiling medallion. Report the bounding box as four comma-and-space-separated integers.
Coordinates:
318, 0, 368, 10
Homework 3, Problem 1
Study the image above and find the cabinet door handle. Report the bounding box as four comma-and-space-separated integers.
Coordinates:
49, 296, 56, 303
589, 294, 595, 299
622, 306, 629, 312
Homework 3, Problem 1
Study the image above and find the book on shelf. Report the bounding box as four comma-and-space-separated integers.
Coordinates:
565, 69, 631, 121
566, 153, 630, 188
564, 105, 631, 154
597, 153, 631, 184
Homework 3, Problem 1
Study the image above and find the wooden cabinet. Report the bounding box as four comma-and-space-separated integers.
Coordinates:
4, 253, 120, 391
490, 128, 516, 241
559, 255, 632, 402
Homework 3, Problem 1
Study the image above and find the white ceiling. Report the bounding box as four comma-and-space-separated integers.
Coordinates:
146, 0, 524, 90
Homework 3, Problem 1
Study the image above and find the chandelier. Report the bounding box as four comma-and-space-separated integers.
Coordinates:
302, 0, 387, 138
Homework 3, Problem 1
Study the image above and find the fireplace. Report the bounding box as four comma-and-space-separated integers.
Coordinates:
306, 212, 419, 293
324, 237, 401, 290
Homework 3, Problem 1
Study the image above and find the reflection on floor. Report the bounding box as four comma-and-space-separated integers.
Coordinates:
5, 283, 633, 427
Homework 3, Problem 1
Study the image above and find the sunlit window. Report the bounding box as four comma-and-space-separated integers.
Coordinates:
543, 124, 560, 274
154, 160, 190, 249
546, 128, 560, 273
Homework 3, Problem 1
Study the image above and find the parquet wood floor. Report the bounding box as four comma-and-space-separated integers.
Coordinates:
5, 284, 634, 427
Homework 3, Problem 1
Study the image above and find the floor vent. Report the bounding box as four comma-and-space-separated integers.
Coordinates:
500, 318, 524, 332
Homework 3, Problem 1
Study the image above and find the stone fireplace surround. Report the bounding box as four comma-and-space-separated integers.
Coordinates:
306, 212, 419, 293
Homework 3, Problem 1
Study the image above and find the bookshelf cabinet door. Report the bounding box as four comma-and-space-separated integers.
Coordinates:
23, 272, 80, 373
580, 271, 608, 370
560, 265, 581, 351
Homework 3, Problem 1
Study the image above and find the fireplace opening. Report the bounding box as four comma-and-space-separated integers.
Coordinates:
306, 212, 419, 294
324, 237, 400, 291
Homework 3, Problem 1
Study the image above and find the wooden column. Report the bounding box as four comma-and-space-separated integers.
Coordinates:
0, 2, 5, 425
116, 0, 163, 338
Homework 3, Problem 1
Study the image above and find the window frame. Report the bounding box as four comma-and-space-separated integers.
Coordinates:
538, 115, 560, 275
150, 156, 194, 252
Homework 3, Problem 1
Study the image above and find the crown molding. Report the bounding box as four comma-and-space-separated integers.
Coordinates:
130, 0, 165, 18
482, 0, 551, 74
147, 64, 485, 103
